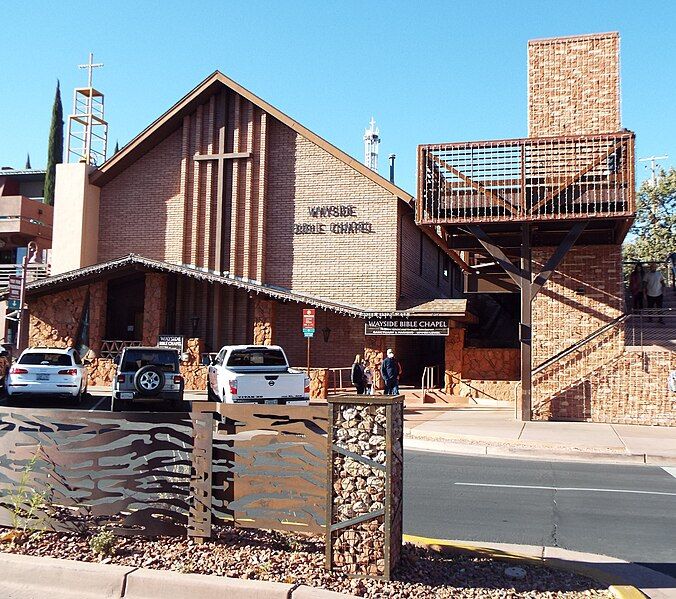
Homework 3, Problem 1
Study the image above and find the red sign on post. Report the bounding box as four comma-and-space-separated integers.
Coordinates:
8, 275, 22, 301
302, 308, 316, 332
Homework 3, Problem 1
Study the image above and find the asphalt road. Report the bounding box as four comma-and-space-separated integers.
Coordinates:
404, 450, 676, 577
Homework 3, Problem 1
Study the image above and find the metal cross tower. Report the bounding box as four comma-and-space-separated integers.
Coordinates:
363, 117, 380, 171
66, 52, 109, 165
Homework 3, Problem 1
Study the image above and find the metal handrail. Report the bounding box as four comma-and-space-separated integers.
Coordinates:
421, 365, 439, 398
443, 369, 514, 403
532, 314, 628, 375
100, 340, 143, 359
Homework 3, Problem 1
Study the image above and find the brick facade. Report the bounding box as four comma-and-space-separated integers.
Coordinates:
528, 33, 620, 137
266, 118, 400, 310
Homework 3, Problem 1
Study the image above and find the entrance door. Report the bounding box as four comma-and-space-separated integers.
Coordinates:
105, 276, 145, 341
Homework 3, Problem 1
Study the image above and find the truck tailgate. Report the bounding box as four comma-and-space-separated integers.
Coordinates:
235, 372, 306, 401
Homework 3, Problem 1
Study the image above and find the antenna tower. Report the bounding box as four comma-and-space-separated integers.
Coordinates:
66, 52, 108, 165
363, 117, 380, 171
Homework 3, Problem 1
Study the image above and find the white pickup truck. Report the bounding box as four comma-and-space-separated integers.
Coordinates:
206, 345, 310, 405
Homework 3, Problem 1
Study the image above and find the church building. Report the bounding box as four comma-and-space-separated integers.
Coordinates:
23, 33, 674, 425
25, 71, 474, 394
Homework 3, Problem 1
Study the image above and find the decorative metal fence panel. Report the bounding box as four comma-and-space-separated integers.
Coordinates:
211, 403, 329, 533
0, 399, 403, 580
0, 409, 193, 536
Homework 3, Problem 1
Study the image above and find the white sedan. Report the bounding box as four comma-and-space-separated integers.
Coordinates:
6, 347, 88, 403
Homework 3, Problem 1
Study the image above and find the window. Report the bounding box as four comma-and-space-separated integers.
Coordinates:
20, 352, 73, 366
121, 349, 179, 373
73, 351, 83, 365
227, 348, 287, 367
442, 255, 450, 280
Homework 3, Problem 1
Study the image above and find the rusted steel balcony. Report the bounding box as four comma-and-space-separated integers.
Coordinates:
417, 132, 635, 225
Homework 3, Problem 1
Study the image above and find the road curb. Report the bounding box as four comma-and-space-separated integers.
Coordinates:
0, 552, 359, 599
404, 434, 676, 465
403, 534, 676, 599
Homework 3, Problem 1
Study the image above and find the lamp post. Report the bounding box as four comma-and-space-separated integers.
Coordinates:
16, 241, 39, 353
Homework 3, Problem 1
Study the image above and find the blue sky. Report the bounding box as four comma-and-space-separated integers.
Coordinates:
1, 0, 674, 194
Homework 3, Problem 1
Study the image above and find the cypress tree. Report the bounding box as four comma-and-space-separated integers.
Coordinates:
114, 140, 119, 154
44, 80, 63, 205
25, 153, 31, 169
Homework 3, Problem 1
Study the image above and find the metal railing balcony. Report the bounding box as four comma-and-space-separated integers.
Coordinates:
0, 263, 50, 291
417, 132, 635, 225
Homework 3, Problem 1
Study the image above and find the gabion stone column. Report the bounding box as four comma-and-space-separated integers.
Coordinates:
326, 395, 403, 580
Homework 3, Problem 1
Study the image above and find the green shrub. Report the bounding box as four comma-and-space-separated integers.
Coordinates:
89, 530, 117, 557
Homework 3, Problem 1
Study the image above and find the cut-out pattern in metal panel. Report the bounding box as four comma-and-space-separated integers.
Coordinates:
209, 403, 329, 534
0, 408, 192, 536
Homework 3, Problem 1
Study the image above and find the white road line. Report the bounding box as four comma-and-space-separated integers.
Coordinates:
88, 396, 108, 412
662, 467, 676, 480
454, 482, 676, 497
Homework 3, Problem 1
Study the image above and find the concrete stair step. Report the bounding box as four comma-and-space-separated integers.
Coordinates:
422, 390, 471, 406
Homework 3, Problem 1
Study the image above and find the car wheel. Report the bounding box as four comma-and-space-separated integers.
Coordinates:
74, 389, 82, 405
133, 365, 165, 397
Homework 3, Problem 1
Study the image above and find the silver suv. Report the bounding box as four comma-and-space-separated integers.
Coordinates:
112, 347, 184, 410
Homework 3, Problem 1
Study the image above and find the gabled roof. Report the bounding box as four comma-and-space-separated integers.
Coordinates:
90, 71, 413, 203
25, 255, 469, 319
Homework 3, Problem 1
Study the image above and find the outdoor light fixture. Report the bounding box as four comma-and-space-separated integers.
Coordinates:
322, 326, 331, 343
191, 315, 200, 337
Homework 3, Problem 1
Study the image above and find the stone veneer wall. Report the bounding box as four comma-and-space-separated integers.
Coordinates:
29, 286, 90, 349
535, 347, 676, 426
327, 396, 403, 579
252, 297, 275, 346
528, 33, 620, 137
142, 273, 167, 346
180, 337, 208, 391
462, 348, 519, 380
443, 328, 464, 394
532, 245, 624, 421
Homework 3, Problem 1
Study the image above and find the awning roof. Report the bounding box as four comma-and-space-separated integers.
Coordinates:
25, 255, 470, 320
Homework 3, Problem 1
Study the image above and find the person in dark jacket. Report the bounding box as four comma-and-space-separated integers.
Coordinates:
351, 354, 365, 394
380, 348, 402, 395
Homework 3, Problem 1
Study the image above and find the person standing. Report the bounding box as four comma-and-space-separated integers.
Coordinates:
351, 354, 365, 395
629, 263, 644, 312
644, 263, 666, 324
362, 360, 374, 395
380, 348, 402, 395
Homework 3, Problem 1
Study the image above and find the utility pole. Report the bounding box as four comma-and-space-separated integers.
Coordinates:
638, 155, 668, 186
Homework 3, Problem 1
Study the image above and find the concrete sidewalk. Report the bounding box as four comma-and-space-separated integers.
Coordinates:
404, 407, 676, 464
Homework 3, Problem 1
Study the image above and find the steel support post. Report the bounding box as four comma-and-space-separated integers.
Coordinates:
519, 224, 532, 421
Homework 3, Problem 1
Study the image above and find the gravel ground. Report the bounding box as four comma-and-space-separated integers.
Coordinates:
1, 526, 612, 598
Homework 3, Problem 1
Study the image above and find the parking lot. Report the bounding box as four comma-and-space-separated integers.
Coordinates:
0, 387, 207, 412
